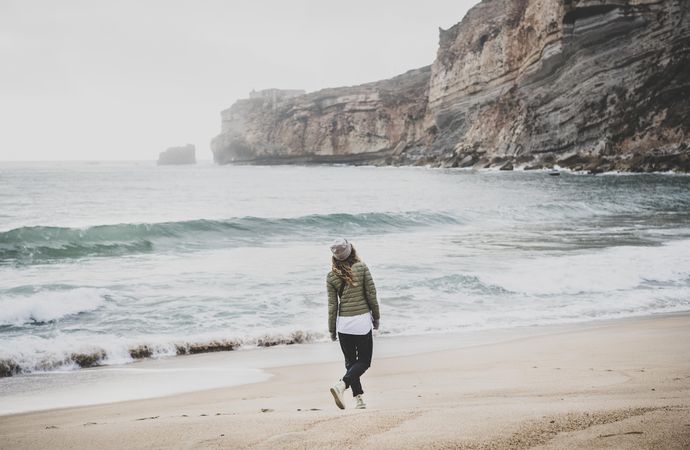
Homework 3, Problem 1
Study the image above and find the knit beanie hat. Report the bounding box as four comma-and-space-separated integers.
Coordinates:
330, 238, 352, 261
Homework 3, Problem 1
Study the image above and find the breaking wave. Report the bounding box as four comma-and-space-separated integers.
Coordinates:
0, 288, 107, 326
0, 211, 459, 263
0, 330, 323, 378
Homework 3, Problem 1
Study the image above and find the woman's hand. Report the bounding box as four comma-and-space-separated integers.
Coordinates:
373, 319, 379, 330
330, 332, 337, 342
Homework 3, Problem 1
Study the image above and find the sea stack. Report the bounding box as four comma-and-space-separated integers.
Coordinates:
211, 0, 690, 172
157, 144, 196, 165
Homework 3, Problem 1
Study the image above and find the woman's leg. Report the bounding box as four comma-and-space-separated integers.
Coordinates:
338, 332, 358, 380
339, 331, 372, 396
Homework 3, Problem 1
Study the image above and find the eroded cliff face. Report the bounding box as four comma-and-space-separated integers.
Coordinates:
211, 67, 431, 164
212, 0, 690, 171
425, 0, 690, 171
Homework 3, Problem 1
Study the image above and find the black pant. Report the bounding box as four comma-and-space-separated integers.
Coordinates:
338, 331, 373, 397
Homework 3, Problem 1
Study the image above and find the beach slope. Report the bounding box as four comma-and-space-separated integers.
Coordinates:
2, 314, 689, 449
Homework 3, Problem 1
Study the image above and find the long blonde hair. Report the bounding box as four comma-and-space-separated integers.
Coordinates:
331, 245, 360, 286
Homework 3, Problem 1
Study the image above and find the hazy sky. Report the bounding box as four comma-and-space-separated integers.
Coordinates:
1, 0, 477, 161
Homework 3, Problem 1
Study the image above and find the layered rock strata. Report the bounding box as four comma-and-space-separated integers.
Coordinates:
211, 69, 431, 164
211, 0, 690, 172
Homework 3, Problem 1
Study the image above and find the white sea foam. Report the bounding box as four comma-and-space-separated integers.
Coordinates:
475, 239, 690, 296
0, 288, 107, 326
0, 327, 327, 376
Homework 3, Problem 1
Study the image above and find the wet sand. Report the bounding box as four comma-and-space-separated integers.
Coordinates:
1, 314, 689, 449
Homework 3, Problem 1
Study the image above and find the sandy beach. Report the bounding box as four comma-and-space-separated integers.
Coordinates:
2, 0, 689, 448
2, 314, 690, 449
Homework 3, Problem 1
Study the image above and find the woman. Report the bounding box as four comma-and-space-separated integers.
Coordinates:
327, 238, 380, 410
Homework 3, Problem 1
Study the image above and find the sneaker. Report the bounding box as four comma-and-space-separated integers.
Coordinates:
354, 394, 366, 409
330, 380, 346, 410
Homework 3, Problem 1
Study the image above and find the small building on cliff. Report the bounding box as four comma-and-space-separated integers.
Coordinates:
249, 88, 306, 103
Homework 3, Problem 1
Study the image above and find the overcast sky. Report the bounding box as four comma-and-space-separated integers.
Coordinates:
0, 0, 477, 161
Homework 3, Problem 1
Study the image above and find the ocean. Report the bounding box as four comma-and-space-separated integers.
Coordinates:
1, 161, 690, 380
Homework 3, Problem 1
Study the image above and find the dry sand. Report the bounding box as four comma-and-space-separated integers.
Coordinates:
1, 314, 689, 449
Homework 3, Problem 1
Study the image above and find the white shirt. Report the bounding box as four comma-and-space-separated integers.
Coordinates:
337, 312, 373, 335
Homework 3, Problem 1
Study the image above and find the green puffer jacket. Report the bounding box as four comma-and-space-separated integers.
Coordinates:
327, 261, 380, 334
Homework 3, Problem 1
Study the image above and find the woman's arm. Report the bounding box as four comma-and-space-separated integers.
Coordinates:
327, 274, 338, 338
363, 264, 380, 321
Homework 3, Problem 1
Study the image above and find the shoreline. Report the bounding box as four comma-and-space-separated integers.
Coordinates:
2, 313, 689, 448
4, 159, 690, 175
2, 311, 689, 416
213, 157, 690, 175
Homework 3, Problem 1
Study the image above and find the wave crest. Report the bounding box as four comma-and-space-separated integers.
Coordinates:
0, 211, 458, 263
0, 288, 106, 326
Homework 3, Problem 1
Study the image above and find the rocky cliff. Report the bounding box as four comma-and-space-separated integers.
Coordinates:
211, 68, 431, 164
212, 0, 690, 172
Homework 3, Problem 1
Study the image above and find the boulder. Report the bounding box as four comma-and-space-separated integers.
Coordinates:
158, 144, 196, 165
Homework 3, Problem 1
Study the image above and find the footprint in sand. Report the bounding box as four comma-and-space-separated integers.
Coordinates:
599, 431, 644, 438
135, 416, 159, 421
